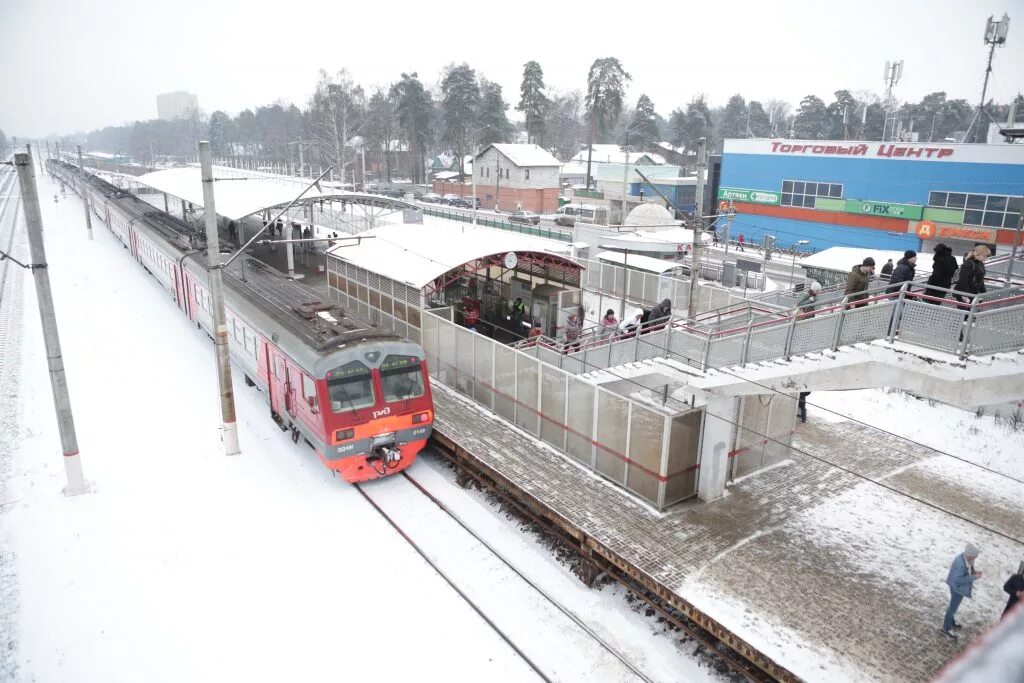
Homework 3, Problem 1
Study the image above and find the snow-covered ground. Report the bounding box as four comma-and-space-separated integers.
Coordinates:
811, 388, 1024, 479
0, 167, 723, 681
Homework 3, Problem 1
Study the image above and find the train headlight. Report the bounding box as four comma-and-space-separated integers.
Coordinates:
412, 412, 431, 424
335, 429, 355, 442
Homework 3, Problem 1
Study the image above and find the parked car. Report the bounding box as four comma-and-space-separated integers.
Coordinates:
441, 193, 461, 205
509, 210, 541, 225
454, 197, 481, 209
421, 192, 442, 204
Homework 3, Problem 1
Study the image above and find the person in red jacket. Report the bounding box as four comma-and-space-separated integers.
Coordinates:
737, 233, 745, 251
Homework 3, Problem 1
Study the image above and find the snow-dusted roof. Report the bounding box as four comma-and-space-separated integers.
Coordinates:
484, 144, 561, 168
85, 151, 121, 159
595, 251, 688, 274
135, 165, 342, 221
560, 161, 590, 176
799, 246, 925, 274
326, 221, 577, 289
571, 145, 666, 165
433, 171, 461, 180
599, 227, 712, 250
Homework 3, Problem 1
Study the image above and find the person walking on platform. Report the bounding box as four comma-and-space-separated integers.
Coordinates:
887, 250, 917, 294
527, 321, 543, 345
648, 298, 672, 327
844, 257, 874, 307
1003, 570, 1024, 618
562, 312, 582, 354
880, 259, 894, 279
737, 233, 746, 251
797, 391, 810, 422
508, 297, 525, 335
924, 244, 958, 303
599, 309, 618, 342
953, 245, 990, 303
228, 220, 237, 241
942, 544, 982, 639
796, 281, 822, 318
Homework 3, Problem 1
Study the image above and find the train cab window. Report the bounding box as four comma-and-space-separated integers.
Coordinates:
326, 361, 376, 413
380, 355, 425, 402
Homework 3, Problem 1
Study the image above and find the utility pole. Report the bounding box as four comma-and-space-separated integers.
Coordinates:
688, 137, 706, 322
622, 140, 630, 225
972, 14, 1011, 143
76, 146, 94, 240
198, 141, 241, 456
298, 138, 305, 179
495, 155, 501, 212
13, 153, 90, 495
471, 144, 478, 225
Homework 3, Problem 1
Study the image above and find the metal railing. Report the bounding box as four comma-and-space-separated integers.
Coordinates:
513, 281, 1024, 374
418, 204, 574, 241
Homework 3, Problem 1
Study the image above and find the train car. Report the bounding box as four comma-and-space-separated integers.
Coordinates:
51, 160, 433, 482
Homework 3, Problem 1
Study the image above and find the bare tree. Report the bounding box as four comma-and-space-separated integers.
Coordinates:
310, 69, 366, 184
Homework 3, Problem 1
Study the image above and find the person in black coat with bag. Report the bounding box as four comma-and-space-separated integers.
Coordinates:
953, 245, 990, 303
924, 243, 958, 303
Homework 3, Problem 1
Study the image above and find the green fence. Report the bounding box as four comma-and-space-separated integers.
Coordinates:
421, 206, 573, 242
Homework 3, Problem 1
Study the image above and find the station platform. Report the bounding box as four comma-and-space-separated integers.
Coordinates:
431, 384, 1023, 682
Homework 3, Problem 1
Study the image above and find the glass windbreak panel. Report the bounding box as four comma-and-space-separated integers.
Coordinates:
327, 361, 376, 413
964, 210, 983, 226
380, 355, 425, 402
793, 181, 805, 194
782, 180, 793, 192
929, 191, 947, 207
946, 193, 967, 209
1007, 196, 1023, 214
982, 211, 1003, 227
829, 183, 843, 198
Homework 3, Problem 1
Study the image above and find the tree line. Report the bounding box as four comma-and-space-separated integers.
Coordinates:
66, 58, 1022, 183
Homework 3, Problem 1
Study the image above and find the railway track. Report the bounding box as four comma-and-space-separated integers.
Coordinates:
0, 171, 21, 305
355, 469, 657, 683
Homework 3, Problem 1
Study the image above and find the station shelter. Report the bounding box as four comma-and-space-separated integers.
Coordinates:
324, 221, 583, 344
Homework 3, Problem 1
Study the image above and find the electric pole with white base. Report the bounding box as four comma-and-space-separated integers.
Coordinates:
199, 141, 241, 456
687, 138, 706, 322
13, 152, 90, 495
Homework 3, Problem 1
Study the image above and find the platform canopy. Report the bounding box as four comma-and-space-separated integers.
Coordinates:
133, 165, 413, 222
326, 221, 582, 293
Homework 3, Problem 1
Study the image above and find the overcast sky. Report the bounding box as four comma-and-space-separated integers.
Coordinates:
2, 0, 1022, 139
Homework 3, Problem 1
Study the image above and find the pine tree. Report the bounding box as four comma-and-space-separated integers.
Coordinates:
584, 57, 631, 186
477, 79, 513, 146
441, 63, 480, 179
719, 95, 748, 139
626, 94, 659, 151
517, 61, 549, 145
366, 89, 398, 182
747, 101, 771, 137
793, 95, 828, 139
825, 90, 858, 139
390, 73, 433, 184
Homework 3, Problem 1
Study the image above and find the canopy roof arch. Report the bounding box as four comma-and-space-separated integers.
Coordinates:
133, 165, 417, 221
326, 221, 582, 296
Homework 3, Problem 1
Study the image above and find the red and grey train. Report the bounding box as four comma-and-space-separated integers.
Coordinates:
50, 161, 433, 482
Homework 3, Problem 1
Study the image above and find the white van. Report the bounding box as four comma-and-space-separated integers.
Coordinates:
554, 203, 608, 226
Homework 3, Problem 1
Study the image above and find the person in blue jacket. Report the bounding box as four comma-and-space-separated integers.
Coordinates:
942, 543, 982, 639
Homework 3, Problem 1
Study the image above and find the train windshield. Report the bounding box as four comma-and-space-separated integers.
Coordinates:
327, 361, 376, 413
380, 355, 425, 402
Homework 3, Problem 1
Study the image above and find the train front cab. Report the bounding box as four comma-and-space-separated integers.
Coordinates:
309, 341, 433, 482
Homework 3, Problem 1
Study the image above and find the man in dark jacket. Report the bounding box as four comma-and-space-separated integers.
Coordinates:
887, 250, 917, 293
1003, 571, 1024, 617
648, 298, 672, 326
844, 257, 874, 306
924, 243, 958, 302
880, 259, 894, 278
954, 245, 990, 302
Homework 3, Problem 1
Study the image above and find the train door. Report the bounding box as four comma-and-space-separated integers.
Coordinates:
283, 364, 297, 418
268, 350, 285, 418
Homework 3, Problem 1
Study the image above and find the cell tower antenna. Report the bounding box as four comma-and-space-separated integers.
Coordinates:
882, 59, 904, 142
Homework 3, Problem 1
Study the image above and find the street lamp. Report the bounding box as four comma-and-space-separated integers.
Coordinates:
790, 239, 810, 288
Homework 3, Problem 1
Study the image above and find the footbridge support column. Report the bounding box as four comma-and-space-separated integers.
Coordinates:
697, 396, 738, 502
